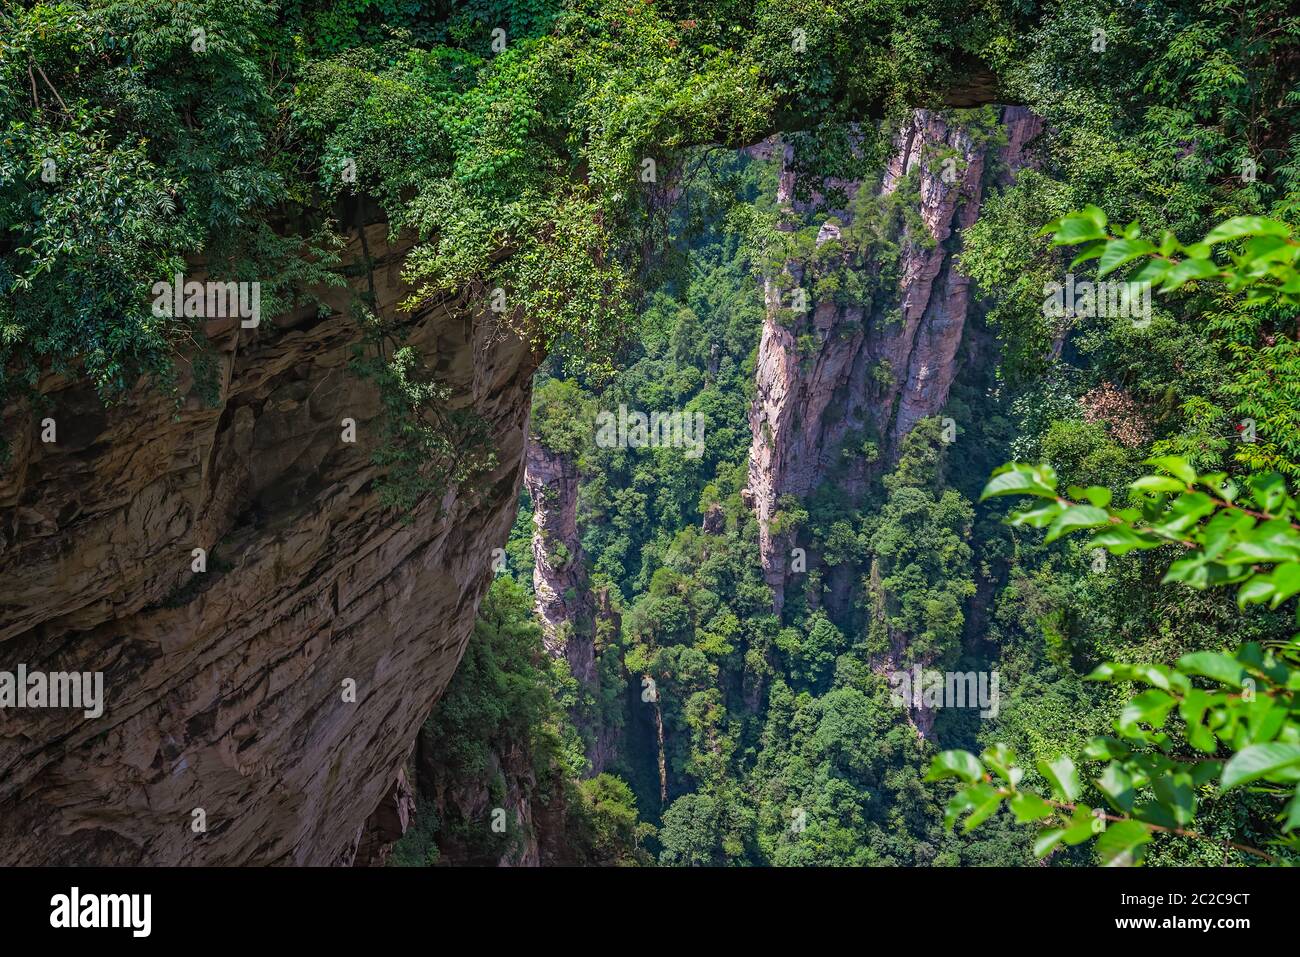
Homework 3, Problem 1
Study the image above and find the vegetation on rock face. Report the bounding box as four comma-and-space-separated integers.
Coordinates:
2, 0, 1015, 491
6, 0, 1300, 870
1, 0, 1006, 394
391, 576, 652, 866
435, 0, 1300, 869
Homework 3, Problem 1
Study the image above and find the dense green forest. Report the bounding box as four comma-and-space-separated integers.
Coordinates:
3, 0, 1299, 869
386, 1, 1300, 867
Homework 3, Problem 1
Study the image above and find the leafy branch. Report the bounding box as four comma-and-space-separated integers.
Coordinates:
929, 209, 1300, 866
1040, 205, 1300, 306
349, 305, 497, 515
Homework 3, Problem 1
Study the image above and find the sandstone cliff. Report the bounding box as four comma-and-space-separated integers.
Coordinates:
522, 435, 620, 773
523, 436, 595, 684
746, 107, 1041, 615
0, 220, 536, 864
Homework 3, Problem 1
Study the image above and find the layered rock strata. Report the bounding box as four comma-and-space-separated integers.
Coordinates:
0, 220, 536, 865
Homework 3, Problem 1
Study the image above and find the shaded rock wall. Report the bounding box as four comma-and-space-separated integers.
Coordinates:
414, 721, 566, 867
353, 767, 416, 867
0, 222, 536, 864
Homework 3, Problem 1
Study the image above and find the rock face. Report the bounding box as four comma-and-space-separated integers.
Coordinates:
746, 107, 1040, 614
523, 436, 595, 685
0, 220, 537, 864
353, 767, 416, 867
522, 435, 619, 774
414, 722, 566, 867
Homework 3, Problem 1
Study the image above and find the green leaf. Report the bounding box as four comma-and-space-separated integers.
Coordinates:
1097, 762, 1136, 813
1089, 525, 1161, 555
1130, 664, 1176, 690
981, 464, 1058, 501
1220, 743, 1300, 792
1078, 205, 1108, 230
1160, 257, 1220, 292
1221, 520, 1300, 564
1203, 216, 1291, 245
1267, 562, 1300, 608
926, 750, 984, 784
1154, 491, 1217, 535
1129, 475, 1187, 494
1008, 502, 1063, 528
962, 783, 1004, 832
1238, 577, 1276, 608
1145, 456, 1196, 484
943, 789, 975, 830
1033, 827, 1067, 858
1051, 224, 1104, 245
1162, 554, 1211, 589
1118, 689, 1175, 731
1038, 755, 1082, 803
1247, 473, 1289, 514
1179, 689, 1218, 753
1284, 788, 1300, 833
1050, 206, 1109, 245
1068, 243, 1105, 268
1081, 486, 1113, 508
1202, 508, 1254, 559
1134, 801, 1180, 830
1150, 775, 1195, 825
1062, 805, 1100, 845
1009, 792, 1055, 823
1095, 819, 1152, 866
1130, 258, 1171, 285
1190, 761, 1222, 788
1177, 651, 1246, 688
1083, 736, 1132, 760
1097, 238, 1155, 278
980, 744, 1019, 784
1045, 504, 1110, 543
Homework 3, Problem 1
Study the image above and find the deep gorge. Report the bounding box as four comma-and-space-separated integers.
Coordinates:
2, 0, 1297, 872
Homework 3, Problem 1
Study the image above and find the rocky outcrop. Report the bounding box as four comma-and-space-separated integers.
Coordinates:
746, 107, 1040, 614
522, 436, 621, 774
0, 219, 537, 864
414, 722, 566, 867
999, 107, 1045, 187
588, 584, 623, 774
701, 502, 726, 535
351, 767, 416, 866
522, 436, 595, 685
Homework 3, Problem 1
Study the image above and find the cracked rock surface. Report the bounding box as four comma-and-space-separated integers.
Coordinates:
0, 223, 535, 865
